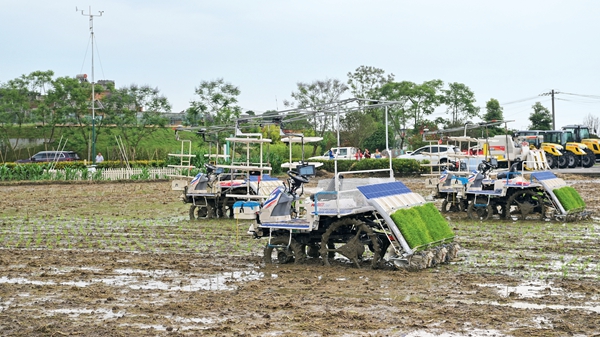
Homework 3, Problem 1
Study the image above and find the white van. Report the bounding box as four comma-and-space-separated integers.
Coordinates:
308, 147, 359, 160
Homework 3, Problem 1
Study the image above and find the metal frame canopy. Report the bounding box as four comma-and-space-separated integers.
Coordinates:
175, 98, 409, 138
174, 98, 410, 179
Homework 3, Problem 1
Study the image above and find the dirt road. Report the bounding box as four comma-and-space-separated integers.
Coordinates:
0, 176, 598, 336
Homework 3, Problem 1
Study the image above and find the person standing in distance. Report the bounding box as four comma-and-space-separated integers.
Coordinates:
95, 152, 104, 163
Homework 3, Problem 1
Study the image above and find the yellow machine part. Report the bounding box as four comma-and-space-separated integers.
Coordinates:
565, 143, 588, 156
541, 143, 563, 156
581, 139, 600, 155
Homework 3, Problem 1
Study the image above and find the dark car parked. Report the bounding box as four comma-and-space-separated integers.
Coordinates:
16, 151, 81, 163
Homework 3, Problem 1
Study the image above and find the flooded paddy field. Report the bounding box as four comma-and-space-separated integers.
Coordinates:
0, 176, 599, 336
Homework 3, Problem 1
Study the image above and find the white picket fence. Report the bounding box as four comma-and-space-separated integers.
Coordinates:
46, 167, 182, 181
99, 167, 180, 180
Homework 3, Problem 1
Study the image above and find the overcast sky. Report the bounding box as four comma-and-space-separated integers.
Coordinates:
1, 0, 599, 130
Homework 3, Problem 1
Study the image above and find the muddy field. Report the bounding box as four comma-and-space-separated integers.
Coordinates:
0, 174, 599, 337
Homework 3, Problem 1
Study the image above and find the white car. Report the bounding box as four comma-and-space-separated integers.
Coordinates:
397, 145, 461, 166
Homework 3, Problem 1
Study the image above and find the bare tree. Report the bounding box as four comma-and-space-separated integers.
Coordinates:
284, 79, 348, 154
583, 113, 600, 135
347, 66, 394, 105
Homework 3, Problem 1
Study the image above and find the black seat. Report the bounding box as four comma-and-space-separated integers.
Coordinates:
497, 161, 523, 179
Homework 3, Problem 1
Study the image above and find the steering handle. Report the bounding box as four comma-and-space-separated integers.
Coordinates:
287, 170, 309, 184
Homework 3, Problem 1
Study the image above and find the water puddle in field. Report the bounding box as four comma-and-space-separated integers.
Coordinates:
460, 299, 600, 314
478, 280, 564, 298
47, 308, 125, 319
476, 280, 600, 313
402, 330, 506, 337
120, 316, 221, 332
0, 269, 263, 291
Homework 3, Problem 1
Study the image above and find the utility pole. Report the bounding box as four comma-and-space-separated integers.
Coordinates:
551, 89, 555, 130
540, 90, 559, 130
79, 6, 103, 164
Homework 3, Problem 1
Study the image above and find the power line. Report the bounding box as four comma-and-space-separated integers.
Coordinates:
500, 96, 540, 105
560, 92, 600, 99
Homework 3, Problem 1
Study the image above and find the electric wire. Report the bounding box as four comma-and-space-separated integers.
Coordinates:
79, 36, 91, 76
92, 34, 107, 82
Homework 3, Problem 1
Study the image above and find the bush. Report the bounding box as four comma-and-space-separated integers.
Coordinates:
390, 203, 455, 250
313, 158, 426, 175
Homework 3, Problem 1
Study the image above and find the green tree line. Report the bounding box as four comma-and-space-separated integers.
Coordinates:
1, 67, 559, 163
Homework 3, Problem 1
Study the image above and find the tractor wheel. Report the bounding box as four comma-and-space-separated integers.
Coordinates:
504, 189, 546, 221
564, 152, 577, 168
264, 236, 305, 264
582, 150, 595, 168
545, 154, 558, 169
467, 200, 492, 221
557, 154, 568, 168
189, 204, 214, 220
320, 219, 380, 269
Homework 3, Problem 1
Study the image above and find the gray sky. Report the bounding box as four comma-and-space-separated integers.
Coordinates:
1, 0, 599, 130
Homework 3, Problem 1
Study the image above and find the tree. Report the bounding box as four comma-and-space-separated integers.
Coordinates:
361, 123, 393, 153
55, 80, 110, 161
407, 80, 444, 130
379, 81, 413, 149
339, 110, 376, 147
0, 71, 55, 160
528, 102, 553, 130
101, 84, 170, 159
44, 76, 92, 148
442, 82, 480, 125
284, 78, 348, 154
479, 98, 506, 137
483, 98, 504, 122
378, 80, 443, 149
583, 113, 599, 136
347, 65, 394, 111
184, 106, 200, 126
190, 79, 242, 128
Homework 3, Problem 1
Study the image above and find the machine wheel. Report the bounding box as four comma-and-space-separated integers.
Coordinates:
438, 158, 449, 171
545, 154, 558, 169
305, 244, 321, 259
320, 219, 381, 269
264, 236, 305, 264
467, 200, 492, 221
189, 204, 214, 220
441, 198, 461, 213
459, 199, 469, 212
557, 154, 568, 168
492, 202, 506, 219
582, 150, 595, 168
504, 189, 546, 221
564, 152, 577, 168
369, 233, 391, 260
221, 197, 234, 218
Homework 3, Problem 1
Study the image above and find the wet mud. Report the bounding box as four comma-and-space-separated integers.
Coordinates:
0, 175, 599, 336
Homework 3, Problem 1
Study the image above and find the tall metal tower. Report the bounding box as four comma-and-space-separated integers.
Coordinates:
79, 6, 103, 163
